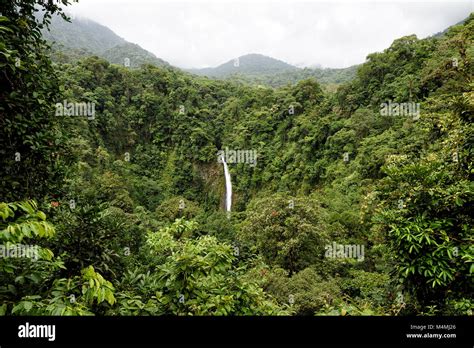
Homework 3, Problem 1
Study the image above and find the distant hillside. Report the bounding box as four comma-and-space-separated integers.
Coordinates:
101, 42, 169, 68
189, 53, 298, 77
189, 53, 357, 87
224, 65, 359, 88
42, 15, 169, 67
43, 17, 354, 85
42, 15, 126, 53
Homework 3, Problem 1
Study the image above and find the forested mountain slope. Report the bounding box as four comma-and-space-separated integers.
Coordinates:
44, 14, 357, 87
188, 53, 298, 76
42, 15, 170, 67
188, 53, 358, 87
42, 14, 126, 52
1, 1, 472, 316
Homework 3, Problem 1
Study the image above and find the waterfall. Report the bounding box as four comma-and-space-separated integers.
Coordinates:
221, 154, 232, 215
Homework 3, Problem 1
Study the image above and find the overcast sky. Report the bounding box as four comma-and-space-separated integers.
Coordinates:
68, 0, 473, 69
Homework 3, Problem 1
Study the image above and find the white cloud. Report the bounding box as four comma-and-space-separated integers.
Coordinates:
68, 0, 473, 68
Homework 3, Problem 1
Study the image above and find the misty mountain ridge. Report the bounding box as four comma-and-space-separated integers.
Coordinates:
188, 53, 359, 87
187, 53, 298, 77
42, 15, 356, 86
43, 14, 468, 87
42, 14, 169, 68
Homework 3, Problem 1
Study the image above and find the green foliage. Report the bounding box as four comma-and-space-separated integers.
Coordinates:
0, 201, 55, 243
0, 201, 61, 313
239, 194, 330, 274
1, 3, 472, 317
155, 197, 203, 226
113, 219, 284, 315
0, 0, 71, 201
374, 54, 473, 313
51, 202, 134, 278
265, 267, 342, 315
12, 265, 116, 315
0, 200, 114, 316
340, 270, 390, 308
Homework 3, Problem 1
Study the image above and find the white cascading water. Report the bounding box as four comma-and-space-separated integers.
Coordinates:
221, 154, 232, 215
